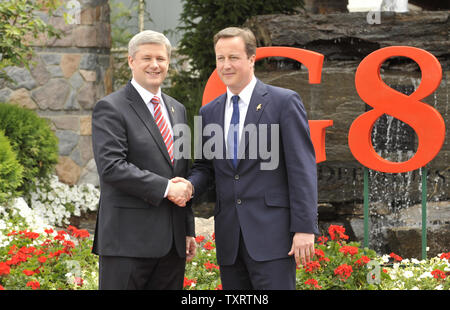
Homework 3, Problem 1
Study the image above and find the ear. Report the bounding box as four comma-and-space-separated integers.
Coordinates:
249, 54, 256, 68
128, 55, 134, 70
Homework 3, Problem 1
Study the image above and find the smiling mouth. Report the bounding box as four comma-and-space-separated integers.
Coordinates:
146, 72, 161, 77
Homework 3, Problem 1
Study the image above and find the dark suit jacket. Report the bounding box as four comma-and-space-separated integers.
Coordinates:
92, 81, 195, 258
189, 79, 318, 266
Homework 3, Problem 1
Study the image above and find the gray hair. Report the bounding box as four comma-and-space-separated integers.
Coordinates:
128, 30, 172, 58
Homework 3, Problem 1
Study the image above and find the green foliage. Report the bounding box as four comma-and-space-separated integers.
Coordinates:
0, 0, 61, 81
175, 0, 304, 82
165, 0, 304, 155
0, 130, 23, 204
0, 103, 58, 197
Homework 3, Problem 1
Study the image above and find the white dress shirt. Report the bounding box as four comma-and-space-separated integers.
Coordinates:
224, 75, 257, 151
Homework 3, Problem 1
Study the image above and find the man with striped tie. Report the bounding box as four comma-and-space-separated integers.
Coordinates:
91, 30, 196, 290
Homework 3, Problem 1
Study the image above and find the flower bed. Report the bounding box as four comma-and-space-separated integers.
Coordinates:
185, 226, 450, 290
1, 180, 448, 290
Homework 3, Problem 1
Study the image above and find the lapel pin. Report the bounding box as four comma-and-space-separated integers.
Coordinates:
171, 106, 175, 114
256, 104, 262, 111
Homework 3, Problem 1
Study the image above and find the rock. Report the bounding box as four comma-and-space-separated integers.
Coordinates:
61, 54, 81, 78
77, 82, 96, 109
78, 159, 99, 186
80, 115, 92, 135
32, 79, 71, 110
55, 130, 79, 156
195, 217, 214, 238
9, 88, 38, 110
4, 66, 37, 90
55, 156, 81, 185
246, 11, 450, 62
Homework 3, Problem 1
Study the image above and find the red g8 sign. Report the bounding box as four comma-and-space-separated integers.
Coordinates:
202, 46, 446, 173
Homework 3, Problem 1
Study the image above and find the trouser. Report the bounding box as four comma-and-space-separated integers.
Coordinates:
219, 232, 296, 290
98, 244, 185, 290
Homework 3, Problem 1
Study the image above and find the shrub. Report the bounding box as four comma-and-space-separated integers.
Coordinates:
0, 130, 23, 204
0, 103, 58, 196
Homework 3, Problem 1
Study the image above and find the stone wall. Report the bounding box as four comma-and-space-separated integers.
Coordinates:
0, 0, 112, 186
246, 10, 449, 257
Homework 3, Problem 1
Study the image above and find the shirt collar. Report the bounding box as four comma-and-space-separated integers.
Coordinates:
131, 78, 162, 104
226, 75, 257, 107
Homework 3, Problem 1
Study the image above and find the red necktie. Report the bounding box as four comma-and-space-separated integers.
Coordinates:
151, 96, 174, 164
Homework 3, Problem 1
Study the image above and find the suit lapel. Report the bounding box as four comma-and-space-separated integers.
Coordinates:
126, 82, 173, 167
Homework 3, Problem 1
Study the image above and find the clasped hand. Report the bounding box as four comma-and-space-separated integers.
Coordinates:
167, 177, 193, 207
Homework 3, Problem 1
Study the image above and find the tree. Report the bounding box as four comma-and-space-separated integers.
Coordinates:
0, 0, 60, 81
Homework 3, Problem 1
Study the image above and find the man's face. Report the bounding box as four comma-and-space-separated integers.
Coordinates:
128, 43, 169, 94
215, 36, 255, 94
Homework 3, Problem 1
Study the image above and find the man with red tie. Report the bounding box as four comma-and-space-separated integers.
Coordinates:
91, 30, 195, 290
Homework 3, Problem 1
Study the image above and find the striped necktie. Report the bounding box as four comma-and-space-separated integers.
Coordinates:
151, 96, 174, 164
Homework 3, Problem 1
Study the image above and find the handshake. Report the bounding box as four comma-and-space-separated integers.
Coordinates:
167, 177, 194, 207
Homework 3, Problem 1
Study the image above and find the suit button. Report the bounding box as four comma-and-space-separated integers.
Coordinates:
237, 199, 242, 205
234, 174, 239, 180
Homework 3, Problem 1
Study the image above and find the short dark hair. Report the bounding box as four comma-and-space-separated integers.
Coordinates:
213, 27, 256, 57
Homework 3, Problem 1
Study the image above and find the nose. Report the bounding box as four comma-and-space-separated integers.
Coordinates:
223, 58, 232, 70
149, 58, 158, 68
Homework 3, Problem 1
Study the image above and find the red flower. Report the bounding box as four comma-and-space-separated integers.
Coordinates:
211, 233, 215, 241
22, 269, 34, 276
439, 252, 450, 261
314, 248, 330, 262
215, 284, 222, 290
328, 225, 349, 241
389, 252, 403, 262
183, 277, 197, 288
0, 262, 10, 276
203, 241, 215, 250
0, 284, 4, 290
304, 261, 321, 273
74, 277, 84, 286
354, 255, 371, 266
8, 245, 17, 255
73, 229, 90, 239
339, 246, 359, 256
334, 264, 353, 281
44, 228, 54, 235
431, 269, 446, 280
204, 261, 219, 270
304, 278, 322, 289
21, 231, 39, 240
68, 225, 90, 238
317, 236, 328, 245
26, 281, 40, 290
195, 235, 205, 244
38, 256, 47, 264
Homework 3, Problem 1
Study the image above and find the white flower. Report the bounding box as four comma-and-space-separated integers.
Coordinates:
403, 270, 414, 278
419, 272, 432, 279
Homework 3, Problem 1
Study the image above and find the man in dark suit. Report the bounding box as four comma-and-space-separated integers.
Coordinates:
179, 27, 318, 289
91, 30, 195, 290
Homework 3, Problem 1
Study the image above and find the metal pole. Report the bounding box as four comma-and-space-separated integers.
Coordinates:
364, 167, 369, 248
421, 166, 427, 260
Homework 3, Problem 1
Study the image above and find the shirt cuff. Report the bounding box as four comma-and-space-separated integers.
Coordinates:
164, 180, 170, 198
